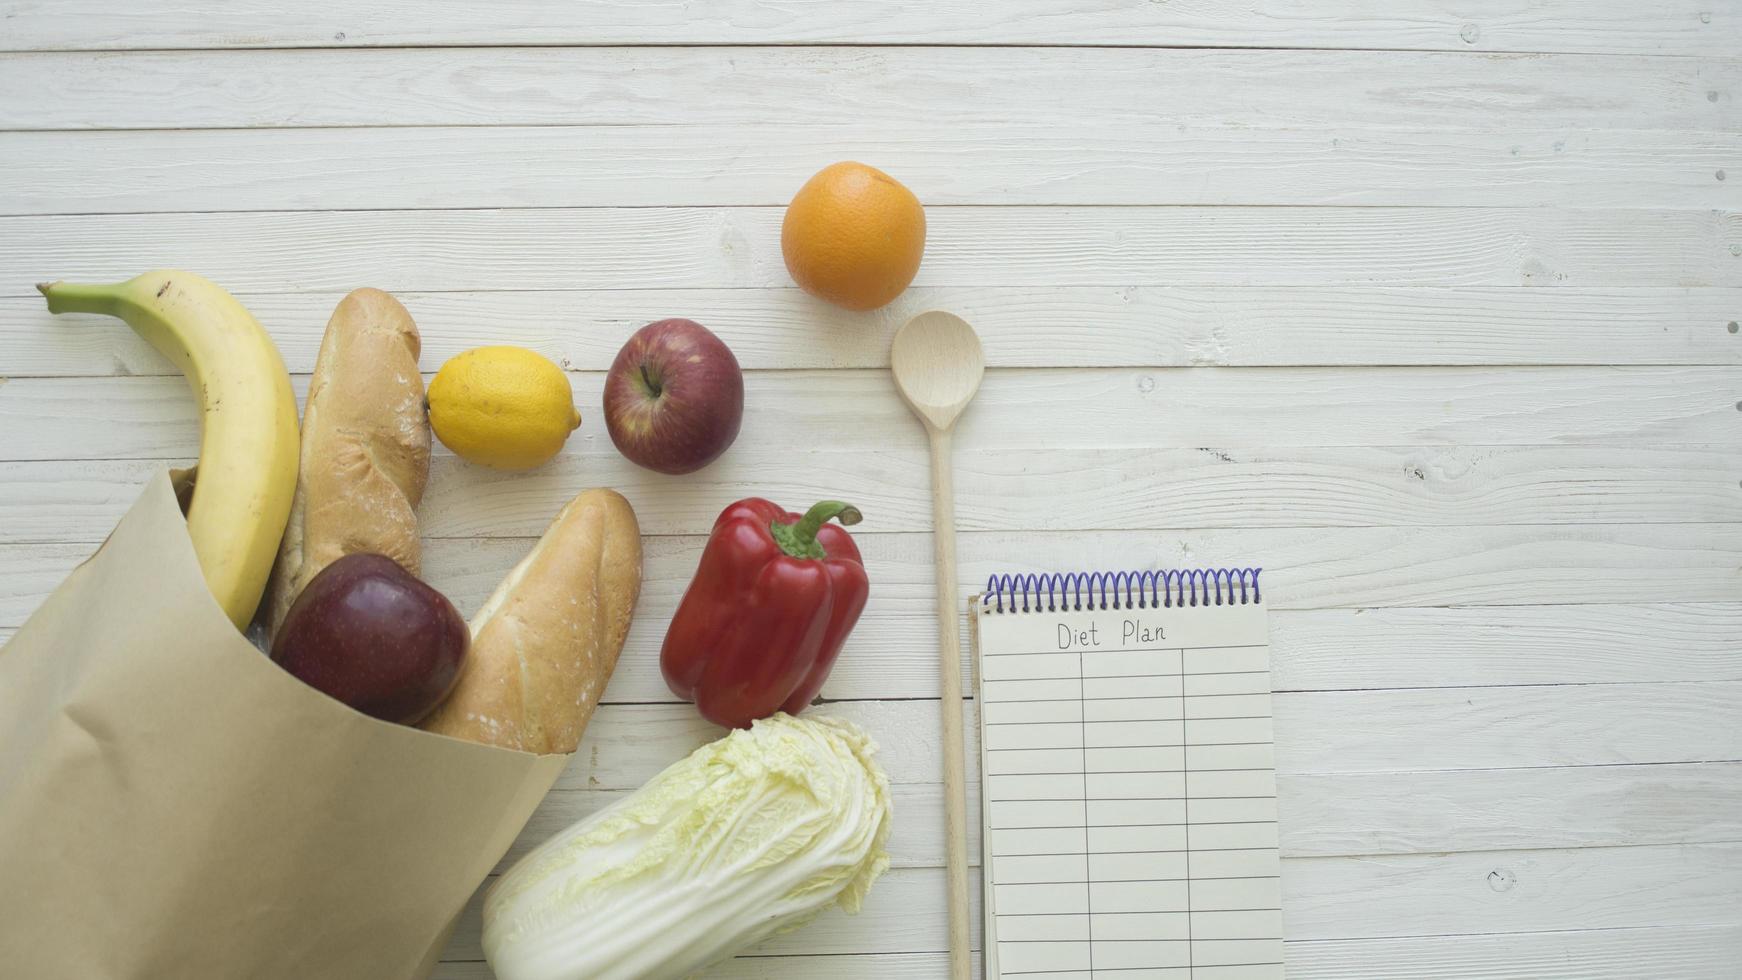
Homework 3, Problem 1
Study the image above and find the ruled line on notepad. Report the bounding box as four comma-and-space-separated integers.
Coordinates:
988, 691, 1268, 705
993, 768, 1278, 776
986, 670, 1272, 677
985, 715, 1271, 725
1178, 660, 1194, 973
996, 939, 1296, 946
1000, 964, 1287, 976
990, 796, 1275, 803
989, 820, 1278, 831
987, 741, 1272, 751
995, 908, 1282, 917
998, 965, 1285, 975
982, 669, 1269, 681
991, 847, 1278, 858
990, 876, 1282, 885
1077, 641, 1093, 975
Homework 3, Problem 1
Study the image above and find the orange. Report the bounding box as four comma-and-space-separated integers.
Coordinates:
781, 161, 926, 311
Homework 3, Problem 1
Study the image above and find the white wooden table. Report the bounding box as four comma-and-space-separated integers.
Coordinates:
3, 3, 1739, 977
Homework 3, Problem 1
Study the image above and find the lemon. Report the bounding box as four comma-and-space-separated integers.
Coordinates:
428, 346, 581, 470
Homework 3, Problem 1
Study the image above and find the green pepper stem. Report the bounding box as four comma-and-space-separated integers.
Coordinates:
771, 500, 862, 559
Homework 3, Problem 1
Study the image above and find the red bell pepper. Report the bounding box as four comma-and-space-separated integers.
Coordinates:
660, 498, 870, 728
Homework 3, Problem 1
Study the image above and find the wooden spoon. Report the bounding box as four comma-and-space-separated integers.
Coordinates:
890, 310, 985, 980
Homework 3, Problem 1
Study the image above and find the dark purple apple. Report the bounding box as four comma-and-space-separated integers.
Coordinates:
603, 318, 744, 475
271, 553, 469, 724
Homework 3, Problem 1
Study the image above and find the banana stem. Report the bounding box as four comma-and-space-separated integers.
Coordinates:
38, 281, 124, 316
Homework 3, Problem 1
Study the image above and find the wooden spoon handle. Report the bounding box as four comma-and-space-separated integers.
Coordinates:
928, 427, 972, 980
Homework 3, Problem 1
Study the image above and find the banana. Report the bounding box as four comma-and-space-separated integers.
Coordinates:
39, 271, 300, 630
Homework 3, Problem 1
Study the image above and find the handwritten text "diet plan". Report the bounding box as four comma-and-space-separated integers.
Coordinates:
1056, 619, 1168, 650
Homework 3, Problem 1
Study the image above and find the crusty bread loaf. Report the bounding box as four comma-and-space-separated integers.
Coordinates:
266, 288, 430, 640
421, 489, 642, 754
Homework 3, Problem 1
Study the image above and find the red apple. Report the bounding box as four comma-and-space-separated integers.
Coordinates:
603, 318, 744, 475
271, 553, 469, 724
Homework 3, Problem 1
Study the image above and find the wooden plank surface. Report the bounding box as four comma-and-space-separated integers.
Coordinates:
504, 694, 1742, 789
10, 597, 1742, 692
5, 287, 1741, 376
5, 547, 1742, 694
1280, 926, 1742, 979
3, 3, 1739, 976
5, 124, 1738, 213
3, 444, 1737, 542
5, 207, 1736, 293
3, 368, 1739, 460
432, 842, 1742, 958
4, 526, 1741, 700
4, 520, 1740, 625
5, 48, 1736, 132
512, 761, 1742, 869
426, 925, 1742, 979
5, 1, 1737, 56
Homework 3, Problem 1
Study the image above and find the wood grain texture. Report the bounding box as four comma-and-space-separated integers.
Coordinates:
13, 579, 1742, 695
3, 367, 1738, 462
7, 525, 1741, 678
527, 689, 1742, 785
1274, 684, 1742, 773
5, 207, 1738, 293
428, 925, 1742, 979
1269, 603, 1742, 689
4, 518, 1740, 620
1278, 763, 1742, 856
1284, 843, 1742, 939
4, 444, 1737, 543
5, 527, 1739, 714
6, 1, 1737, 55
503, 761, 1742, 871
1280, 925, 1742, 979
5, 287, 1741, 376
434, 842, 1742, 958
5, 124, 1738, 213
930, 434, 972, 979
3, 48, 1735, 132
0, 622, 1729, 774
7, 521, 1740, 693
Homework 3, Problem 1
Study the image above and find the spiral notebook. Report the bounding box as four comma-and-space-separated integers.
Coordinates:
973, 569, 1281, 980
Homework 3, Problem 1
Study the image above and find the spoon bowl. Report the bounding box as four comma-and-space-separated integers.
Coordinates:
891, 310, 985, 432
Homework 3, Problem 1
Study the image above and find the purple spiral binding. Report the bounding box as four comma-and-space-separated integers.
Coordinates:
982, 567, 1262, 613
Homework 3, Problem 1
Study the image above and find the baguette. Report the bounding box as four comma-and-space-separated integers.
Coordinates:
266, 288, 430, 640
422, 489, 642, 754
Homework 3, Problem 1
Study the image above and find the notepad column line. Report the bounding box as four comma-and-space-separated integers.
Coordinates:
1079, 642, 1093, 978
1181, 645, 1194, 980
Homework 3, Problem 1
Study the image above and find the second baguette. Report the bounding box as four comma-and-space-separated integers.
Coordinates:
267, 288, 429, 640
421, 489, 642, 754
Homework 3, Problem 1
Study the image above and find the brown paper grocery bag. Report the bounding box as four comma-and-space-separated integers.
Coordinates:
0, 470, 567, 979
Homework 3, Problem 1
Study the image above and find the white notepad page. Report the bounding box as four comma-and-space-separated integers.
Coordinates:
975, 597, 1283, 980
